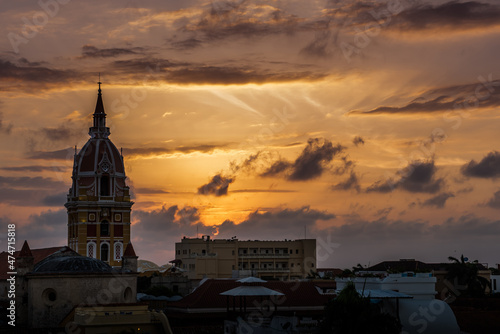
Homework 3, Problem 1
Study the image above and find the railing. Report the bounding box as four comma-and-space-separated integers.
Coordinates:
256, 268, 290, 272
238, 253, 289, 258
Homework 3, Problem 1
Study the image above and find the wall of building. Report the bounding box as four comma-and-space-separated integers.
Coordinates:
27, 273, 136, 328
175, 237, 316, 280
336, 274, 437, 300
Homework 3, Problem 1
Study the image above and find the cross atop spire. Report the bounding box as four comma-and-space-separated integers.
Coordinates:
98, 73, 102, 94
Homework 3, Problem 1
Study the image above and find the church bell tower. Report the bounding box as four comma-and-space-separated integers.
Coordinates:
65, 82, 133, 267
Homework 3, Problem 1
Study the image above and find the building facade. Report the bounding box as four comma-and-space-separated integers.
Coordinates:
65, 83, 133, 267
175, 236, 316, 280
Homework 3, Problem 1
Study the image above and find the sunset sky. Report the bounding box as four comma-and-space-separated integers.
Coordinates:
1, 0, 500, 269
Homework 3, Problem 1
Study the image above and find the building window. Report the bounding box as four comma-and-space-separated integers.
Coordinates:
296, 249, 299, 254
183, 249, 187, 255
100, 175, 110, 196
101, 243, 109, 262
311, 263, 314, 268
291, 263, 294, 268
87, 242, 96, 258
100, 220, 109, 236
123, 287, 133, 302
114, 242, 123, 261
232, 250, 235, 255
42, 288, 57, 306
202, 249, 206, 255
177, 250, 180, 255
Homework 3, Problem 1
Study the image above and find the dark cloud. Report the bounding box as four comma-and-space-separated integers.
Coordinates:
367, 160, 444, 194
81, 45, 145, 58
179, 1, 304, 41
0, 58, 76, 91
170, 38, 203, 50
350, 78, 500, 115
0, 165, 67, 172
332, 156, 354, 176
0, 176, 66, 206
197, 174, 234, 196
0, 175, 65, 189
133, 187, 170, 194
0, 188, 41, 206
41, 192, 67, 207
111, 57, 183, 73
165, 66, 327, 85
352, 136, 365, 146
461, 151, 500, 178
131, 205, 212, 262
486, 190, 500, 209
111, 56, 327, 85
421, 192, 455, 209
123, 144, 229, 158
331, 172, 360, 192
231, 189, 296, 193
260, 160, 291, 178
0, 111, 13, 134
216, 206, 336, 239
28, 147, 75, 160
390, 1, 500, 31
17, 209, 67, 248
261, 138, 345, 181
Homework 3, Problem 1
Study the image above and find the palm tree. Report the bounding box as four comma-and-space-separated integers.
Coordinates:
320, 282, 401, 334
446, 254, 490, 297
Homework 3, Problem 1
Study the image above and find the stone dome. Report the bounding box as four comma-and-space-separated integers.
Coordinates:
33, 248, 114, 274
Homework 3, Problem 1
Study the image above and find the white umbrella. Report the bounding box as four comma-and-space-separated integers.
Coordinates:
220, 286, 284, 296
237, 276, 267, 283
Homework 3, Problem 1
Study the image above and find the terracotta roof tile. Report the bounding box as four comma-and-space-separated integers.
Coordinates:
167, 279, 331, 310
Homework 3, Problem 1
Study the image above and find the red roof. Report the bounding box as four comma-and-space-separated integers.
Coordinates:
0, 245, 64, 279
167, 279, 331, 310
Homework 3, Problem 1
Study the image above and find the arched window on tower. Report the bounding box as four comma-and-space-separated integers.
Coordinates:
100, 220, 109, 236
114, 242, 123, 261
101, 243, 109, 262
100, 175, 110, 196
87, 242, 96, 258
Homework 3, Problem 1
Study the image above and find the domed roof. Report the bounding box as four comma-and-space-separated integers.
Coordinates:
33, 247, 114, 274
74, 84, 125, 176
77, 138, 124, 174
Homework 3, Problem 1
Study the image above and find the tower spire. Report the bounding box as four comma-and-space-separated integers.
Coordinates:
89, 78, 110, 138
98, 73, 102, 94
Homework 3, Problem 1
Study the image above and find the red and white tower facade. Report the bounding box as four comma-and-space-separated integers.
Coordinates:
65, 82, 133, 267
